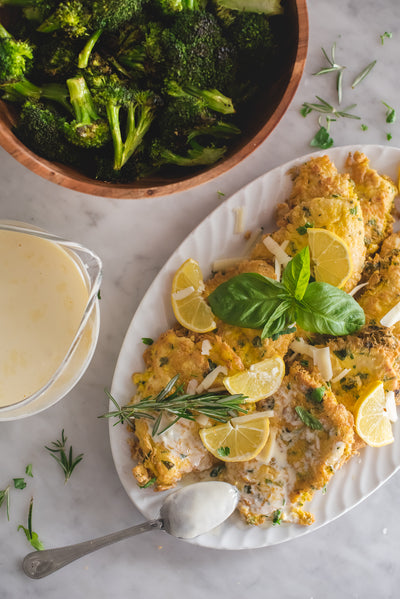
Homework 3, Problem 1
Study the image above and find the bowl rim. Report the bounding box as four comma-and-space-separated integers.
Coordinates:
0, 0, 309, 200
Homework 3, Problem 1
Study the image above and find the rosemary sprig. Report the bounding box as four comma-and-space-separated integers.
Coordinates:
313, 43, 345, 76
351, 60, 377, 89
302, 96, 360, 120
313, 43, 345, 104
45, 430, 84, 483
101, 375, 248, 436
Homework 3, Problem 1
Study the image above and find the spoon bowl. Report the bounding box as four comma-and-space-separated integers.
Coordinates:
22, 482, 239, 579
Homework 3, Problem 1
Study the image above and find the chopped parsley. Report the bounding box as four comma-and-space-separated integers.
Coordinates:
217, 446, 230, 457
296, 222, 314, 235
142, 337, 154, 346
295, 406, 324, 430
272, 509, 282, 525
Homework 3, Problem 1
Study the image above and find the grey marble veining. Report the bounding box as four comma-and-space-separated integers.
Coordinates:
1, 1, 400, 597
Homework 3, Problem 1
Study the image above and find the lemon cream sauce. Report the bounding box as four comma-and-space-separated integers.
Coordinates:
0, 230, 89, 407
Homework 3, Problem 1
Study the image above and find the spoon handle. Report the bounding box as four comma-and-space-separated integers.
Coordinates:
22, 519, 163, 579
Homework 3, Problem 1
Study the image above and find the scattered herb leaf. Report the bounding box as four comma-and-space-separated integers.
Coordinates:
295, 406, 324, 430
296, 222, 314, 235
310, 125, 334, 150
351, 60, 377, 88
217, 191, 225, 197
300, 105, 312, 117
382, 102, 396, 123
45, 430, 84, 483
141, 337, 154, 346
380, 32, 392, 44
307, 387, 325, 404
13, 478, 27, 490
361, 124, 368, 131
18, 497, 44, 551
0, 487, 10, 521
25, 464, 33, 477
387, 133, 393, 141
138, 477, 157, 488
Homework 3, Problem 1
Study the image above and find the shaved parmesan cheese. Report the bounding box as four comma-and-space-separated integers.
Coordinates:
172, 286, 195, 301
313, 347, 333, 381
349, 282, 368, 297
212, 257, 242, 271
385, 391, 398, 422
196, 414, 211, 426
186, 379, 199, 395
233, 207, 245, 234
331, 368, 352, 383
289, 338, 315, 358
274, 257, 281, 281
196, 366, 228, 393
201, 339, 212, 356
262, 236, 291, 266
280, 240, 289, 251
380, 300, 400, 327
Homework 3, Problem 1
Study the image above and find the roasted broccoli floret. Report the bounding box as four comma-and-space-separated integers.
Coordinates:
0, 22, 34, 84
117, 21, 165, 81
33, 36, 80, 81
63, 76, 110, 148
151, 138, 226, 167
14, 100, 83, 164
95, 77, 160, 170
0, 0, 57, 22
214, 0, 283, 21
166, 80, 235, 115
154, 0, 207, 14
162, 11, 236, 90
37, 1, 90, 37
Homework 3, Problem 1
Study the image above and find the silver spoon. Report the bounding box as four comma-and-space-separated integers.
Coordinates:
22, 481, 239, 579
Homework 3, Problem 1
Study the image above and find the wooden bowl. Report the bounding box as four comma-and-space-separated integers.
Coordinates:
0, 1, 308, 199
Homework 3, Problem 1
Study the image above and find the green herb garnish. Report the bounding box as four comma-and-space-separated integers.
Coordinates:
217, 446, 230, 457
18, 497, 44, 551
295, 406, 324, 430
380, 32, 392, 44
306, 386, 325, 404
310, 124, 334, 150
301, 97, 360, 120
13, 478, 27, 490
383, 102, 396, 123
272, 509, 282, 525
207, 247, 365, 339
351, 60, 377, 88
312, 43, 345, 104
0, 486, 10, 521
361, 124, 368, 131
139, 477, 157, 488
102, 375, 248, 436
296, 222, 314, 235
45, 430, 84, 483
25, 464, 33, 477
387, 133, 393, 141
141, 337, 154, 346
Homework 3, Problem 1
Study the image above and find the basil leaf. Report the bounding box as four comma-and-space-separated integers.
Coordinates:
295, 406, 323, 430
261, 299, 294, 339
208, 273, 289, 329
282, 247, 310, 301
296, 282, 365, 335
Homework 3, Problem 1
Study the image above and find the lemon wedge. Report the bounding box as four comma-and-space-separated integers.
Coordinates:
223, 356, 285, 402
171, 258, 216, 333
354, 381, 394, 447
307, 228, 353, 288
199, 412, 270, 462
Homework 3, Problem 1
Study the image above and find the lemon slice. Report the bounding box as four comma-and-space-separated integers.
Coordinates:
307, 228, 353, 288
354, 381, 394, 447
199, 412, 270, 462
171, 258, 216, 333
223, 356, 285, 402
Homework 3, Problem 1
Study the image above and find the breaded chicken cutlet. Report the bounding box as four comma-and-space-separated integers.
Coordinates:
223, 363, 354, 526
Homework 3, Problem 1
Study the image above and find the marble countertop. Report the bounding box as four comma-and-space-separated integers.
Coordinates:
1, 1, 400, 597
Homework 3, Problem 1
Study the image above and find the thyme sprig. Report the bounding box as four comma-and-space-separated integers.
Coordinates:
302, 96, 361, 120
102, 375, 248, 436
45, 430, 84, 483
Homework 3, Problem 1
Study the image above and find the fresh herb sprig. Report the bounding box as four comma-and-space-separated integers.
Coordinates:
207, 247, 365, 339
101, 375, 248, 436
0, 487, 11, 521
351, 60, 377, 89
301, 96, 360, 120
45, 430, 83, 483
313, 43, 345, 103
382, 101, 396, 123
18, 497, 44, 551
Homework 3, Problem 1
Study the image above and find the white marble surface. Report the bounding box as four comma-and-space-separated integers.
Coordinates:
1, 0, 400, 596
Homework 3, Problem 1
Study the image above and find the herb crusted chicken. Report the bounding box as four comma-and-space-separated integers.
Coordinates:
108, 151, 400, 528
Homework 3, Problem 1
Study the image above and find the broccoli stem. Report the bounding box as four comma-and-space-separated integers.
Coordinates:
67, 76, 99, 123
184, 85, 235, 115
2, 77, 42, 100
106, 103, 124, 170
78, 28, 103, 69
121, 102, 153, 167
0, 22, 11, 38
